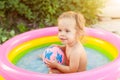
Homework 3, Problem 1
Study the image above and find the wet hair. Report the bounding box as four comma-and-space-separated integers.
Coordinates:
58, 11, 86, 38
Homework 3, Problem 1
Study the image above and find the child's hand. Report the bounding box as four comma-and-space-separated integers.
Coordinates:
46, 59, 58, 69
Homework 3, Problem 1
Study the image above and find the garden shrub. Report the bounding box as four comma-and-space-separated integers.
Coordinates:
0, 0, 105, 43
0, 28, 15, 43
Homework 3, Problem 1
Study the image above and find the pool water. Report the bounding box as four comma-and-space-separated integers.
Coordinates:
16, 47, 110, 73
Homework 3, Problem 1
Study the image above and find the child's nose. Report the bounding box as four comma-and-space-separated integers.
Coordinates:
60, 32, 65, 36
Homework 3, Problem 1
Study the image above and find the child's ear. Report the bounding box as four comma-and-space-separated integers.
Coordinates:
77, 30, 85, 39
77, 30, 83, 36
77, 31, 80, 36
76, 31, 81, 38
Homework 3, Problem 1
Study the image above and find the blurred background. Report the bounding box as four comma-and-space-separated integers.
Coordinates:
0, 0, 120, 44
101, 0, 120, 18
92, 0, 120, 35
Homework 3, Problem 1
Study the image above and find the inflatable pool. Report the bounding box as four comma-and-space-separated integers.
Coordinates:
0, 27, 120, 80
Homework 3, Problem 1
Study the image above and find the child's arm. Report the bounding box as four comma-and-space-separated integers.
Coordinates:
46, 52, 80, 73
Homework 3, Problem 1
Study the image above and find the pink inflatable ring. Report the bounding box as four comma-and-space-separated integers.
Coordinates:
0, 27, 120, 80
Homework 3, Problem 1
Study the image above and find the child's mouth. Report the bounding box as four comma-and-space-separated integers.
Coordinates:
60, 38, 67, 41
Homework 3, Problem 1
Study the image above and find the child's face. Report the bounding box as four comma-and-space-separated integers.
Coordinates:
58, 18, 78, 45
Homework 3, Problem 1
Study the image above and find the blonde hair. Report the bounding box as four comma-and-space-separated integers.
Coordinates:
58, 11, 86, 39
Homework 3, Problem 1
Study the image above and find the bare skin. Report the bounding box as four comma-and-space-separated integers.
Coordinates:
45, 16, 87, 74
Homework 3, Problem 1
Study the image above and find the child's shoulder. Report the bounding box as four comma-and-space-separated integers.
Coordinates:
75, 44, 85, 53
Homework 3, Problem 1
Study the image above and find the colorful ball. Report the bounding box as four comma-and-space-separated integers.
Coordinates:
42, 46, 64, 64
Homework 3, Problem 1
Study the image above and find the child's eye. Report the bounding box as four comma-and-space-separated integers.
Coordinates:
66, 30, 70, 32
58, 29, 62, 32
